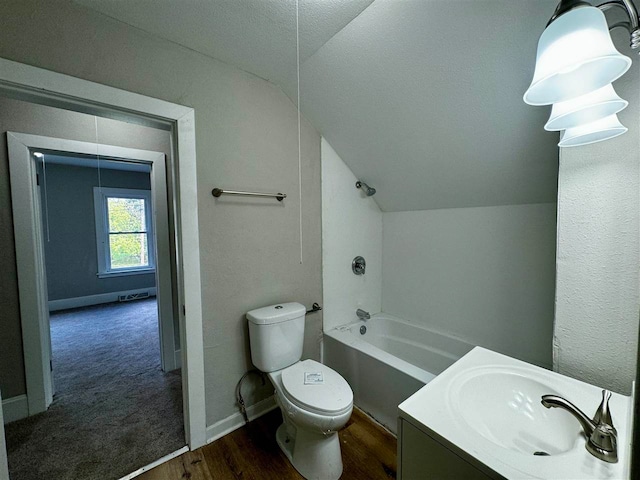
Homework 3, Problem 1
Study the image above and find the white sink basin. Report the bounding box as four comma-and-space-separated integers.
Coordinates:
399, 347, 632, 480
449, 367, 583, 456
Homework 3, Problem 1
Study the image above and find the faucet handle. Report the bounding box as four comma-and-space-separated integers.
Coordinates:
589, 423, 617, 453
541, 392, 618, 463
593, 390, 616, 432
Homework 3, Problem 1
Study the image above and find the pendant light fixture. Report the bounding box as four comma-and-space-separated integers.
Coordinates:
558, 114, 628, 147
544, 83, 628, 131
524, 0, 640, 147
524, 5, 631, 106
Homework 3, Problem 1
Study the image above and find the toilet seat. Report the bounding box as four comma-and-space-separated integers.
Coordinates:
281, 359, 353, 416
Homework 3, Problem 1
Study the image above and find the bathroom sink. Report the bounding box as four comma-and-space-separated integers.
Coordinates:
448, 367, 582, 456
399, 347, 632, 479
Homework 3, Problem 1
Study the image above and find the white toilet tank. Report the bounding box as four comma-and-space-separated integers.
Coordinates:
247, 302, 306, 372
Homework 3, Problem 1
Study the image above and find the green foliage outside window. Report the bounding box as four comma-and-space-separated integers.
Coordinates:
107, 197, 149, 269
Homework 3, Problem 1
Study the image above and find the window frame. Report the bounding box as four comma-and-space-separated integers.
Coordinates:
93, 186, 155, 278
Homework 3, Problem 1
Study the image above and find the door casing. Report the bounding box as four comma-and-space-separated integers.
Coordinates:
9, 134, 180, 415
0, 56, 207, 452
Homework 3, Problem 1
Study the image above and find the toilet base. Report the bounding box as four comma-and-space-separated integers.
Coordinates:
275, 422, 343, 480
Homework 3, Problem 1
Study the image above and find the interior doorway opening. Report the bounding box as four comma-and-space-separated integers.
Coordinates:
0, 56, 206, 480
4, 111, 185, 479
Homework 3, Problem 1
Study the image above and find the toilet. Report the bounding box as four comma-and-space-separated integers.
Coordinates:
247, 302, 353, 480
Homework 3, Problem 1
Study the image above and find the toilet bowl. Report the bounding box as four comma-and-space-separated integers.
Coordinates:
247, 303, 354, 480
269, 359, 353, 479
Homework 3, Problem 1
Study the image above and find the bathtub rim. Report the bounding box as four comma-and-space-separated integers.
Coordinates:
324, 322, 437, 385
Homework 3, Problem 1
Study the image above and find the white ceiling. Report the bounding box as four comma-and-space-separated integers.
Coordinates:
73, 0, 374, 88
298, 0, 560, 211
75, 0, 560, 211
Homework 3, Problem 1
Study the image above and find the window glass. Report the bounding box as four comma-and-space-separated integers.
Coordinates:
94, 187, 154, 275
109, 233, 149, 269
107, 197, 146, 233
106, 197, 149, 269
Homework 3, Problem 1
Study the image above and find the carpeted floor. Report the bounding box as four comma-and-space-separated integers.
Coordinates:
5, 299, 184, 480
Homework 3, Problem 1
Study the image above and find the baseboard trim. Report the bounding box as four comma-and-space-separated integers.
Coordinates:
206, 396, 277, 444
2, 394, 28, 424
49, 287, 157, 312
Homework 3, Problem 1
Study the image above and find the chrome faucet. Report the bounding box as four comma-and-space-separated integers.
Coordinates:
541, 390, 617, 463
356, 309, 370, 321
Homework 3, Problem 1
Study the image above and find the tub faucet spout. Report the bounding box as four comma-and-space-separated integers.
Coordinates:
541, 390, 617, 463
356, 309, 370, 321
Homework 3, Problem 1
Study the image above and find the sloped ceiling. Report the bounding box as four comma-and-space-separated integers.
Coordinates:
73, 0, 374, 87
75, 0, 560, 211
299, 0, 560, 211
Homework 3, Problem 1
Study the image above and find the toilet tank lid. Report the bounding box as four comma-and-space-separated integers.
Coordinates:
246, 302, 306, 325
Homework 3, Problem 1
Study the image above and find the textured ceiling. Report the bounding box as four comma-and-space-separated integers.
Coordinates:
73, 0, 374, 88
299, 0, 561, 211
75, 0, 560, 211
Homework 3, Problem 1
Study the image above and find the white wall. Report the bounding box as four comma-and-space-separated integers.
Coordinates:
554, 30, 639, 395
382, 204, 557, 368
322, 138, 382, 331
321, 140, 556, 369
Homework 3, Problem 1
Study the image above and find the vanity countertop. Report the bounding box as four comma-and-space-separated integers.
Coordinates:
398, 347, 633, 480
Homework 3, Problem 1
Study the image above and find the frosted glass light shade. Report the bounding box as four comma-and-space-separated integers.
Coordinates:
524, 7, 631, 106
558, 114, 627, 147
545, 84, 628, 131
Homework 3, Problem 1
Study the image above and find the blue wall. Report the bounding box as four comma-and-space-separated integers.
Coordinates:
41, 162, 156, 301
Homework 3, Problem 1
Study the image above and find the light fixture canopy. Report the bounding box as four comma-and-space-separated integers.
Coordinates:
558, 114, 627, 147
545, 83, 628, 131
524, 6, 632, 106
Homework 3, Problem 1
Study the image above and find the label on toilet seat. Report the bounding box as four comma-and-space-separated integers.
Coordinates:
304, 372, 324, 385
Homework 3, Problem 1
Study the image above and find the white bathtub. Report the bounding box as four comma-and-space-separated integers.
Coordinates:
323, 312, 473, 433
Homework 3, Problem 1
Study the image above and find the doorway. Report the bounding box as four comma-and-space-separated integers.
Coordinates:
0, 57, 206, 479
9, 133, 179, 413
5, 117, 184, 479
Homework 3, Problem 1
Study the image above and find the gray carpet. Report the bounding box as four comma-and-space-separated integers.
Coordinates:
5, 299, 184, 480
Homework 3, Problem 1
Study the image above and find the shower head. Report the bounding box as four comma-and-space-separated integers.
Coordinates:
356, 180, 376, 196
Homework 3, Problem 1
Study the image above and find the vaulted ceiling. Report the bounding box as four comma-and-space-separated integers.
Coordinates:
73, 0, 374, 89
74, 0, 560, 211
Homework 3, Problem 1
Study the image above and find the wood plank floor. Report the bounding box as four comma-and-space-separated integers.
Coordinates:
139, 407, 396, 480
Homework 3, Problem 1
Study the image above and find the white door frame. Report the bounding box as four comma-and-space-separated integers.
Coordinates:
9, 135, 179, 411
0, 57, 207, 451
7, 133, 55, 413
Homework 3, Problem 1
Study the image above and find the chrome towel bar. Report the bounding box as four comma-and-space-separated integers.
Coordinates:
212, 188, 286, 202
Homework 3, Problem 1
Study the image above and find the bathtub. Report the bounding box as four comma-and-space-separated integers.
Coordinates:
323, 312, 474, 434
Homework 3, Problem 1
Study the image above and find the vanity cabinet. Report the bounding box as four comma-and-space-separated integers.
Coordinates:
398, 417, 501, 480
397, 347, 631, 480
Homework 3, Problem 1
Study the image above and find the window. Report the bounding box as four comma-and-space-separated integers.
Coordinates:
94, 187, 155, 277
